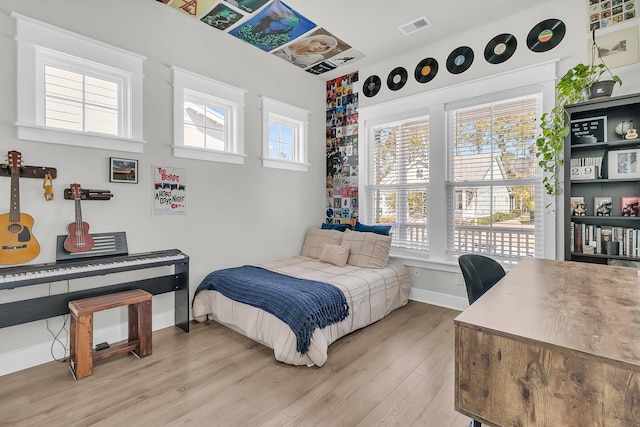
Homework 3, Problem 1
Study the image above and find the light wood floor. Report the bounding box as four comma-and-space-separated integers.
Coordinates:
0, 301, 472, 426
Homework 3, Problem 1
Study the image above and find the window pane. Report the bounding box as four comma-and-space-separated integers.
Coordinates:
184, 124, 205, 148
279, 142, 293, 160
451, 184, 536, 258
183, 102, 227, 151
280, 125, 293, 143
268, 122, 295, 161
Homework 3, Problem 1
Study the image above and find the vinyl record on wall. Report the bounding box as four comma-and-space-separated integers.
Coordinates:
387, 67, 408, 91
363, 75, 382, 97
484, 33, 517, 64
414, 57, 439, 83
526, 18, 566, 52
446, 46, 474, 74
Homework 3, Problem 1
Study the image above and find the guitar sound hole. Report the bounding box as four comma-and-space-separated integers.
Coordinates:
8, 224, 22, 234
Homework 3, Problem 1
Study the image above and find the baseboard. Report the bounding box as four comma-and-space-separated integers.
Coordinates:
0, 311, 174, 377
409, 288, 469, 312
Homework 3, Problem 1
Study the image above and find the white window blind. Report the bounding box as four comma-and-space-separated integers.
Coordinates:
44, 64, 120, 136
367, 116, 429, 251
446, 94, 543, 262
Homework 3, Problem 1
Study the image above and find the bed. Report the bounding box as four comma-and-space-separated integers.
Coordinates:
192, 226, 411, 367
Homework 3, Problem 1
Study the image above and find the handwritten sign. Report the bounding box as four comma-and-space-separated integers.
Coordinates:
153, 166, 186, 215
570, 116, 607, 145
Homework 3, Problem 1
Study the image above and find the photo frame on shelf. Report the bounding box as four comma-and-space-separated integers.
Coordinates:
607, 148, 640, 179
594, 196, 612, 216
621, 196, 640, 216
570, 116, 607, 144
109, 157, 138, 183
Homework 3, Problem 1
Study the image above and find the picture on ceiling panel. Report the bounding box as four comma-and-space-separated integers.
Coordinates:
223, 0, 270, 14
273, 28, 351, 68
201, 4, 244, 30
229, 0, 316, 52
170, 0, 217, 18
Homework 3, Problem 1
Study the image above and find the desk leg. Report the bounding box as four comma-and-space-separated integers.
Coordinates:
174, 261, 189, 332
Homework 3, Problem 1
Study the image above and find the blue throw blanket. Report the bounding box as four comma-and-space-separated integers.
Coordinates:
194, 265, 349, 355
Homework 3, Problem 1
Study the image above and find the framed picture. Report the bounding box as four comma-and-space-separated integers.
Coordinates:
607, 148, 640, 179
588, 25, 639, 69
621, 196, 640, 216
109, 157, 138, 183
594, 196, 612, 216
570, 116, 607, 144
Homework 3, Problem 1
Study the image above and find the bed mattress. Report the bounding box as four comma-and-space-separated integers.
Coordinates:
192, 255, 411, 367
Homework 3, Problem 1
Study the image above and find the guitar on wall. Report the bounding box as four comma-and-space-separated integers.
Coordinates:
64, 183, 95, 253
0, 151, 41, 265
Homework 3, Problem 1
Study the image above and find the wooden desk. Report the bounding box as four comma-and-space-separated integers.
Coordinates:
454, 258, 640, 427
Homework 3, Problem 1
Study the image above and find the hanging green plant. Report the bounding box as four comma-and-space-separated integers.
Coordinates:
535, 31, 622, 208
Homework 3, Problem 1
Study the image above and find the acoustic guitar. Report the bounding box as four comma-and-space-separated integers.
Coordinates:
0, 151, 40, 264
64, 183, 95, 253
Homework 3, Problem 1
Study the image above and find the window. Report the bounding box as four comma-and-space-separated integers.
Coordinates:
359, 62, 557, 266
13, 13, 145, 153
446, 95, 543, 263
261, 96, 309, 172
172, 67, 246, 164
365, 115, 430, 253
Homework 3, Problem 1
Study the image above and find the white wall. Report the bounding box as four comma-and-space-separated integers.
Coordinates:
0, 0, 326, 375
355, 0, 640, 309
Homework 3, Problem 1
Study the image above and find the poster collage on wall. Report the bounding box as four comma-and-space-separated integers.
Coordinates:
325, 72, 359, 225
155, 0, 364, 75
589, 0, 637, 30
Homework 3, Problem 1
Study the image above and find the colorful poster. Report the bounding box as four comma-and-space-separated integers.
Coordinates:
272, 28, 350, 68
153, 166, 187, 215
588, 0, 637, 30
170, 0, 218, 18
201, 4, 244, 30
229, 0, 316, 52
223, 0, 270, 14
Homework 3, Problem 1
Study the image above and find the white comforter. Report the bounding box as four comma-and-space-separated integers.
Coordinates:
192, 255, 411, 367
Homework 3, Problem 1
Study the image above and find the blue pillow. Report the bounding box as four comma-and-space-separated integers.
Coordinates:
321, 223, 352, 232
353, 221, 391, 236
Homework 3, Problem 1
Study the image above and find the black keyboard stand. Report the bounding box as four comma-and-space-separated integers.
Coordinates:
0, 249, 190, 332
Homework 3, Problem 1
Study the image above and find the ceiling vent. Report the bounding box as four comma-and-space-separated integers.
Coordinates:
399, 16, 431, 36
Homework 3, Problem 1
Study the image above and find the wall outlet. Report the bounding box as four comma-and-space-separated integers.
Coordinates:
455, 275, 465, 287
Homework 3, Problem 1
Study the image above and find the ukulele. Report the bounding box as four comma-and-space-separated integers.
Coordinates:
0, 151, 40, 264
625, 128, 638, 140
64, 184, 95, 253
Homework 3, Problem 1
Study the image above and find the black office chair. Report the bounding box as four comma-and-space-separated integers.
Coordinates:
458, 254, 506, 427
458, 254, 506, 305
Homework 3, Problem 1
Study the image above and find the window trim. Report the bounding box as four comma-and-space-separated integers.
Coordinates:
172, 66, 247, 164
13, 12, 146, 153
261, 96, 310, 172
359, 61, 558, 267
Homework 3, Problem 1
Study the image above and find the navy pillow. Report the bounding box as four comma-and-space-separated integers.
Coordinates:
353, 221, 391, 236
321, 223, 352, 232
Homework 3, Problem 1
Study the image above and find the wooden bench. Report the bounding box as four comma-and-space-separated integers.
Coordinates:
68, 289, 152, 380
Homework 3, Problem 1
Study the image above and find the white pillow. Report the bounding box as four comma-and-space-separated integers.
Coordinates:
341, 229, 391, 269
319, 243, 350, 267
300, 227, 344, 259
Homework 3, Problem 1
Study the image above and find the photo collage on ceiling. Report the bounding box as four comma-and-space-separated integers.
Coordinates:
325, 72, 359, 225
156, 0, 364, 75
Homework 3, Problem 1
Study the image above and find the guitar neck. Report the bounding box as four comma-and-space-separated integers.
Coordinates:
75, 199, 83, 225
9, 172, 20, 223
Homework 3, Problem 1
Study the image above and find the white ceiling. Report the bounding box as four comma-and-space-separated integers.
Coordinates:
283, 0, 556, 79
